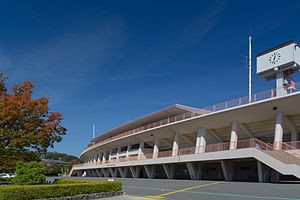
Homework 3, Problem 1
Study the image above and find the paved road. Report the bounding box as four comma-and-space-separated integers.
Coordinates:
48, 177, 300, 200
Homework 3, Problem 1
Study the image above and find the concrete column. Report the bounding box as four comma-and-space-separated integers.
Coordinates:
97, 154, 102, 162
87, 170, 93, 177
109, 168, 118, 178
101, 168, 109, 177
102, 151, 107, 163
138, 141, 144, 160
126, 144, 132, 159
117, 147, 121, 160
76, 170, 83, 177
129, 166, 140, 178
257, 161, 263, 183
95, 169, 103, 177
172, 133, 179, 156
153, 137, 160, 159
221, 160, 234, 181
144, 165, 154, 179
274, 112, 283, 150
163, 164, 174, 179
82, 171, 87, 177
108, 149, 113, 161
195, 128, 206, 153
229, 121, 239, 150
92, 169, 98, 177
291, 131, 298, 141
118, 167, 128, 178
276, 72, 287, 96
186, 163, 198, 180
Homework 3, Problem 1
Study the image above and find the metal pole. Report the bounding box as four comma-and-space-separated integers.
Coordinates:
93, 124, 95, 144
249, 33, 252, 103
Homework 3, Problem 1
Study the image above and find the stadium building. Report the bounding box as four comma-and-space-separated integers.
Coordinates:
70, 41, 300, 182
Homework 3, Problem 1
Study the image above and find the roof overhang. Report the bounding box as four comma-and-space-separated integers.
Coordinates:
91, 104, 209, 143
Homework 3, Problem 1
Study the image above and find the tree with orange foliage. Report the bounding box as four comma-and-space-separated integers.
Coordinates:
0, 72, 67, 172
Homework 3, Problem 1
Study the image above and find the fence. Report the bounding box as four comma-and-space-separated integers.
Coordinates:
285, 141, 300, 149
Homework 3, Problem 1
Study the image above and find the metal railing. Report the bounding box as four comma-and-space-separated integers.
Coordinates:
81, 112, 203, 156
81, 82, 300, 156
285, 141, 300, 149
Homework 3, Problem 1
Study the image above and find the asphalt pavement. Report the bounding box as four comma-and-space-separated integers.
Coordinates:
48, 177, 300, 200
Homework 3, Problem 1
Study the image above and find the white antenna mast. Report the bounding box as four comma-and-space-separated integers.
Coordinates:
249, 30, 252, 102
92, 124, 95, 144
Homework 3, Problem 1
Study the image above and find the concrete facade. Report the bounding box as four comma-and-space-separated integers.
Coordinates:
71, 92, 300, 182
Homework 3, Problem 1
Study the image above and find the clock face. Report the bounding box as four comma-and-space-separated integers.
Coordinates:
269, 52, 281, 64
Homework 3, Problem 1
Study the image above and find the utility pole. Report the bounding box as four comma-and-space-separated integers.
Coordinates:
93, 124, 95, 144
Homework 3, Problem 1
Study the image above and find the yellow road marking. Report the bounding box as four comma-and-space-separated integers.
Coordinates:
145, 181, 223, 199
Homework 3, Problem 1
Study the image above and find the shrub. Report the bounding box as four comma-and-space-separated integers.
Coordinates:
0, 179, 122, 200
10, 161, 46, 185
54, 179, 92, 184
0, 177, 11, 182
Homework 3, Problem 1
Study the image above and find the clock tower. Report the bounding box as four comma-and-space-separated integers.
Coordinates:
257, 41, 300, 96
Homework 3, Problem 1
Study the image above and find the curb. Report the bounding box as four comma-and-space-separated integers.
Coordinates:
36, 190, 126, 200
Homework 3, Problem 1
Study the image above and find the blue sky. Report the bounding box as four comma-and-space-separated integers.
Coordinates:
1, 0, 300, 157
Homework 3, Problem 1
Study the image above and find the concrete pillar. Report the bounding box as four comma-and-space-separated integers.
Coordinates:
172, 133, 179, 156
117, 147, 121, 160
186, 163, 198, 180
221, 160, 234, 181
129, 166, 140, 178
144, 165, 154, 179
109, 168, 118, 178
138, 141, 144, 160
82, 171, 87, 177
97, 154, 102, 162
101, 168, 109, 177
102, 151, 107, 163
257, 161, 263, 183
276, 72, 287, 96
76, 170, 83, 177
229, 121, 239, 150
92, 169, 98, 177
274, 112, 283, 150
195, 128, 207, 153
86, 170, 93, 177
108, 149, 113, 161
118, 167, 128, 178
126, 144, 132, 159
163, 164, 174, 179
153, 137, 160, 158
95, 169, 103, 177
291, 131, 298, 141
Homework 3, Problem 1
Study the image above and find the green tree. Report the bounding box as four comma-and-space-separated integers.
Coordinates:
11, 161, 46, 185
0, 72, 67, 171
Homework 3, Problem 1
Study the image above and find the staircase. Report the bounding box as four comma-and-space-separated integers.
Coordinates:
253, 139, 300, 178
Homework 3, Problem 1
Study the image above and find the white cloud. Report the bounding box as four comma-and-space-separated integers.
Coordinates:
174, 1, 226, 48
